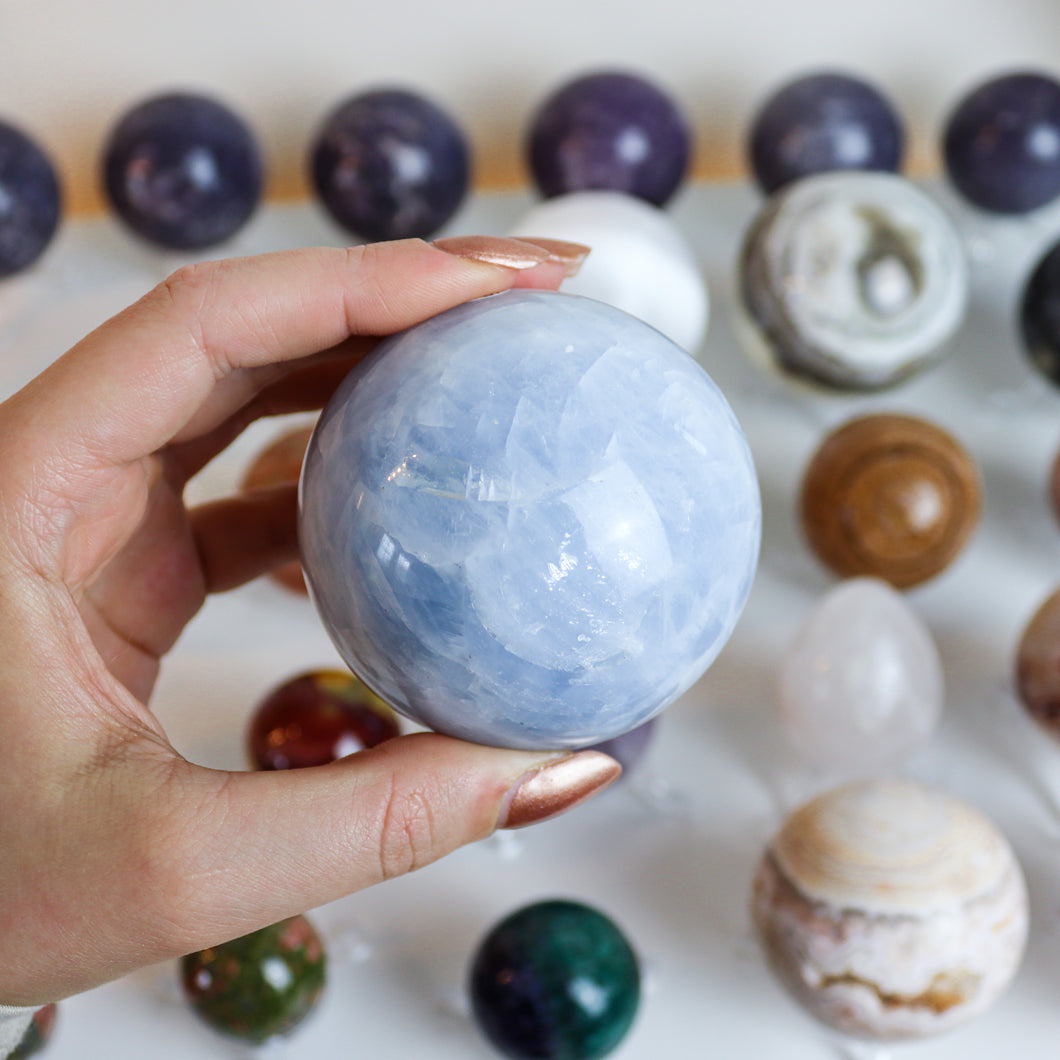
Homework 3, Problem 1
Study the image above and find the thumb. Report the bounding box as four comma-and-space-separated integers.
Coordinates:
157, 734, 619, 957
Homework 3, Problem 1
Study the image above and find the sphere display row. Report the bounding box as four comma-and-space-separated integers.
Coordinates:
5, 66, 1060, 277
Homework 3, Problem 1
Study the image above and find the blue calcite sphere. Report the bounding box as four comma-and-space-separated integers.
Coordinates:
299, 290, 760, 749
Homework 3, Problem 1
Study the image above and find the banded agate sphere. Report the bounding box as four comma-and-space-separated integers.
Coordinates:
299, 290, 760, 749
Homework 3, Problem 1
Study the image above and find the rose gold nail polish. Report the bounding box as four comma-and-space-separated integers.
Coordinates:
499, 751, 622, 829
505, 236, 591, 277
432, 235, 552, 270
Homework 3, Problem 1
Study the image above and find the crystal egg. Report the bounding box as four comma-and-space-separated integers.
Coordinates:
508, 189, 709, 352
739, 171, 968, 391
310, 88, 469, 242
749, 71, 904, 195
469, 898, 640, 1060
180, 915, 326, 1044
102, 92, 262, 250
0, 120, 61, 277
944, 71, 1060, 214
526, 70, 691, 207
799, 413, 980, 588
299, 289, 760, 749
751, 778, 1028, 1041
779, 578, 943, 774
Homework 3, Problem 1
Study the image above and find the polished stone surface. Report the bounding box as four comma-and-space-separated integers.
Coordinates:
0, 121, 61, 277
509, 190, 709, 353
779, 577, 943, 773
944, 71, 1060, 214
800, 413, 980, 588
180, 916, 326, 1044
102, 92, 262, 250
1015, 586, 1060, 740
739, 172, 968, 391
469, 899, 640, 1060
1019, 235, 1060, 387
310, 88, 469, 242
299, 289, 760, 749
527, 71, 690, 207
749, 71, 904, 195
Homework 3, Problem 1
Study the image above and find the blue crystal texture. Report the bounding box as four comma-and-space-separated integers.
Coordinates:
299, 290, 760, 749
528, 71, 691, 206
944, 72, 1060, 214
0, 121, 61, 277
103, 92, 262, 250
310, 88, 470, 241
749, 72, 904, 195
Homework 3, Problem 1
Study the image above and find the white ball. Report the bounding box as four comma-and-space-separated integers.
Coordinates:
509, 190, 709, 353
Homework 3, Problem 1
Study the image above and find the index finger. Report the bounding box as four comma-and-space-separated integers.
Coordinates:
3, 237, 574, 468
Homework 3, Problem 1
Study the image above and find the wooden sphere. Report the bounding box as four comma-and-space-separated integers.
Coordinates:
240, 424, 315, 595
800, 413, 980, 588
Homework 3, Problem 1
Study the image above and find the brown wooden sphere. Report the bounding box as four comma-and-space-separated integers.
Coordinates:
799, 413, 980, 588
240, 424, 315, 595
1015, 586, 1060, 739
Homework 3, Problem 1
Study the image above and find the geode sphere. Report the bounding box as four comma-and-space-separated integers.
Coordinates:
740, 172, 967, 391
299, 290, 760, 749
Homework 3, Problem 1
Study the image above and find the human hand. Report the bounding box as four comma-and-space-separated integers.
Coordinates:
0, 235, 619, 1007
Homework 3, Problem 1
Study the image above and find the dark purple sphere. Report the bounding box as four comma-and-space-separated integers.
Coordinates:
0, 121, 61, 277
103, 92, 263, 250
944, 72, 1060, 214
749, 72, 904, 195
310, 88, 470, 242
527, 71, 691, 206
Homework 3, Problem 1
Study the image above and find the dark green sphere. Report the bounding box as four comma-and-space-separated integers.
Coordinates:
180, 915, 326, 1044
469, 899, 640, 1060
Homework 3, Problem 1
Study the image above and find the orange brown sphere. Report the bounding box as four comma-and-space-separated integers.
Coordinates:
240, 424, 315, 594
799, 413, 980, 588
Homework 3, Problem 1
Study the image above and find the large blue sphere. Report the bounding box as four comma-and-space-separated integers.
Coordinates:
0, 120, 61, 277
299, 290, 760, 749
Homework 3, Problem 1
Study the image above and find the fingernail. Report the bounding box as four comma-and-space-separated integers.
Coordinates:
499, 751, 622, 829
432, 235, 552, 270
507, 236, 591, 277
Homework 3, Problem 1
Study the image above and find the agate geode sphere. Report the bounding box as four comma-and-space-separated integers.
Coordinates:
751, 778, 1028, 1041
299, 290, 760, 749
740, 172, 967, 390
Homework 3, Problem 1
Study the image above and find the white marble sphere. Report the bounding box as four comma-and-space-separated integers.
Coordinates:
778, 577, 943, 773
508, 190, 709, 353
739, 172, 968, 390
299, 289, 760, 749
751, 778, 1029, 1041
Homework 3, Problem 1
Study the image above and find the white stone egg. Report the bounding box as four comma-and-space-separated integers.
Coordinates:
778, 577, 943, 774
509, 189, 709, 353
751, 777, 1028, 1041
738, 171, 968, 390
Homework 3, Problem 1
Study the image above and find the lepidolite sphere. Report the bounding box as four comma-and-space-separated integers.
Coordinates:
527, 71, 691, 206
0, 121, 61, 277
944, 72, 1060, 214
102, 93, 262, 250
299, 290, 760, 749
310, 88, 469, 241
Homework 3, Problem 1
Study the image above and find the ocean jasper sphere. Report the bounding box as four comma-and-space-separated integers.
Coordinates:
102, 93, 262, 250
527, 71, 691, 206
751, 778, 1028, 1041
739, 171, 968, 391
469, 899, 640, 1060
749, 71, 904, 195
299, 290, 760, 749
509, 190, 709, 352
944, 71, 1060, 214
310, 88, 469, 241
0, 121, 61, 277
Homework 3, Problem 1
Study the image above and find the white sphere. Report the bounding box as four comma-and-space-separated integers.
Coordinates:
509, 190, 709, 353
